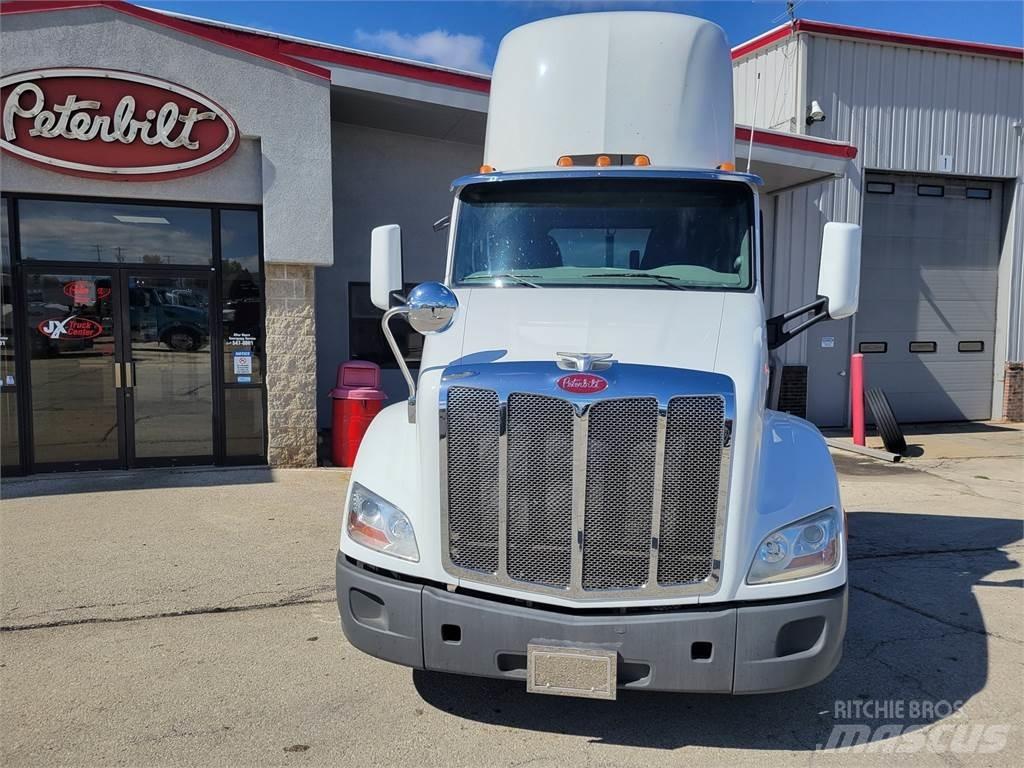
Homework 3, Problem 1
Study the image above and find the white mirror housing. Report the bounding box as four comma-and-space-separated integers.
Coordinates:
817, 222, 862, 319
370, 224, 403, 311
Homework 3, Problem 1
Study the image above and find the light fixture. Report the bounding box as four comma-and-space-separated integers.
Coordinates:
114, 215, 170, 224
806, 100, 826, 126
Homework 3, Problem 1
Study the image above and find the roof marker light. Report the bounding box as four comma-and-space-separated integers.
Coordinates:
633, 154, 651, 166
556, 156, 574, 167
479, 164, 495, 173
595, 155, 612, 167
718, 161, 736, 171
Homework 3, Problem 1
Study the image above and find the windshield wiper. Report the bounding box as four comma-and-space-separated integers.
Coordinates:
462, 273, 543, 288
583, 273, 689, 291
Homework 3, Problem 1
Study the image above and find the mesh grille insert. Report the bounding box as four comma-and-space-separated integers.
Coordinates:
582, 398, 659, 590
506, 393, 574, 587
657, 395, 725, 586
445, 387, 500, 573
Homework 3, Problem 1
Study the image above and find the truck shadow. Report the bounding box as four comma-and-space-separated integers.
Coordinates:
412, 510, 1021, 751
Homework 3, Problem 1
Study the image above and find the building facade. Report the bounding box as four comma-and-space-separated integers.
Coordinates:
0, 2, 1021, 477
734, 20, 1024, 425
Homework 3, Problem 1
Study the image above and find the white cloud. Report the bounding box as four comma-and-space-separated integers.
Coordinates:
354, 28, 491, 74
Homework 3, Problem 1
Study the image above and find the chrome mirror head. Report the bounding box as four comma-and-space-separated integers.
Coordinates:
405, 282, 459, 334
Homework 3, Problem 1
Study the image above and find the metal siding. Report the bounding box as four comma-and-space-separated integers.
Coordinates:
803, 35, 1022, 178
733, 38, 798, 132
1007, 179, 1024, 362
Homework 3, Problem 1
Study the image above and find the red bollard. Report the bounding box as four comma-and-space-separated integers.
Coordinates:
850, 353, 865, 446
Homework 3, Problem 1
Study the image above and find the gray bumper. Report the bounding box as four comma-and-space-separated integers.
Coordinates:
336, 553, 846, 694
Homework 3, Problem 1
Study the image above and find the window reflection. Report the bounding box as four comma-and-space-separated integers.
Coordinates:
19, 200, 212, 265
221, 210, 263, 384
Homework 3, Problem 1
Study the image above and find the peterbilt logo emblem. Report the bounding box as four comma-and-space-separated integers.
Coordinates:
0, 68, 239, 181
557, 373, 608, 394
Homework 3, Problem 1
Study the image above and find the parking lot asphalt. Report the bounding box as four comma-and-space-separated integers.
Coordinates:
1, 431, 1022, 767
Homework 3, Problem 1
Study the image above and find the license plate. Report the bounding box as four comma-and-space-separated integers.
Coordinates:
526, 643, 617, 700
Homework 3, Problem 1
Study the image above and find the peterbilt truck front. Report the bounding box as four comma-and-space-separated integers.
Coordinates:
336, 11, 861, 698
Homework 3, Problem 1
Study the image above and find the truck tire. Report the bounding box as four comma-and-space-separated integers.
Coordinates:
865, 388, 907, 455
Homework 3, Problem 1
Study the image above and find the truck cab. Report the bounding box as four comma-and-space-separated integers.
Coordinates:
335, 11, 861, 697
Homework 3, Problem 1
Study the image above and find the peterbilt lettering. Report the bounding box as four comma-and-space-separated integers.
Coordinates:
335, 11, 861, 699
3, 82, 216, 149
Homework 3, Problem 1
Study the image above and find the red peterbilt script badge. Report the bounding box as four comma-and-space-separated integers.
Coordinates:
37, 316, 104, 341
556, 373, 608, 394
0, 68, 239, 181
63, 281, 110, 301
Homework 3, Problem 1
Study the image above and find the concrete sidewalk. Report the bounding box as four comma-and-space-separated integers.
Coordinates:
0, 467, 348, 629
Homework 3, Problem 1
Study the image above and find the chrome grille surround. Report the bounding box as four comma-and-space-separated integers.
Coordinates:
439, 362, 734, 601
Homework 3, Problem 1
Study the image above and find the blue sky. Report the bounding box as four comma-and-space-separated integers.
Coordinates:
144, 1, 1023, 74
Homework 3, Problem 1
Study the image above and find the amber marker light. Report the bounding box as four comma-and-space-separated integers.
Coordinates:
633, 154, 651, 166
556, 156, 574, 167
479, 164, 495, 173
595, 155, 612, 167
718, 161, 736, 171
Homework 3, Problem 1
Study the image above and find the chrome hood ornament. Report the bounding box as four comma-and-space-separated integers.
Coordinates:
556, 351, 613, 372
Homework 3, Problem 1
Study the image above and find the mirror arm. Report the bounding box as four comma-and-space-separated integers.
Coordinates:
381, 306, 418, 423
766, 296, 829, 350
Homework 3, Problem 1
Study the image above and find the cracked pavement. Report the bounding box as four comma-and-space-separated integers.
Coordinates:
1, 434, 1022, 767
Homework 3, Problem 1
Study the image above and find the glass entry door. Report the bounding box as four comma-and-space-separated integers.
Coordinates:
124, 272, 214, 464
23, 267, 214, 470
24, 269, 122, 469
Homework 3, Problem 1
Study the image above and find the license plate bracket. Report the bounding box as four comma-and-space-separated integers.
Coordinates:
526, 643, 618, 700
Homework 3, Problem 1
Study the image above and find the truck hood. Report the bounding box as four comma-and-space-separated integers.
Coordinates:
436, 287, 763, 376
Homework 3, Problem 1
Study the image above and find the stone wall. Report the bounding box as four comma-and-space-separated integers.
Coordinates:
1003, 362, 1023, 422
265, 264, 318, 467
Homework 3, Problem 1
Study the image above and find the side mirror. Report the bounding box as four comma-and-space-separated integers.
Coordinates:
817, 222, 861, 319
370, 224, 403, 311
406, 282, 459, 334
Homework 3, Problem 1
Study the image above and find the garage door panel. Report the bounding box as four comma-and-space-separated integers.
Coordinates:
855, 299, 997, 333
853, 172, 1001, 423
863, 360, 994, 391
862, 236, 1000, 270
877, 389, 993, 423
858, 268, 997, 303
857, 331, 994, 361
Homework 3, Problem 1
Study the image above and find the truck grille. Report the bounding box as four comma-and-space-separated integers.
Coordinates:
442, 379, 731, 599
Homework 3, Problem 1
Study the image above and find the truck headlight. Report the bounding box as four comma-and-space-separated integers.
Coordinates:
747, 508, 841, 584
346, 483, 419, 562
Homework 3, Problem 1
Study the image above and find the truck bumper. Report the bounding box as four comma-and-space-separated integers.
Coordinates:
336, 553, 846, 694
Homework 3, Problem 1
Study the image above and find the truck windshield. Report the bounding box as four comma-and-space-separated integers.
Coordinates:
452, 178, 754, 290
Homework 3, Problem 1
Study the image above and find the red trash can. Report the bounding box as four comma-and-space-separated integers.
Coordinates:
330, 361, 386, 467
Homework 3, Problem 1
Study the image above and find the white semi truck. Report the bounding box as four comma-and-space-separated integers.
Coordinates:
336, 12, 861, 698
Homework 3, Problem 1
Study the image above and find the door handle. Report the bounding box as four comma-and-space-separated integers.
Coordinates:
114, 362, 123, 388
838, 370, 848, 377
125, 362, 136, 389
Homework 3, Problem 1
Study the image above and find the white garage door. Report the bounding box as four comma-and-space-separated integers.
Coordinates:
856, 173, 1002, 422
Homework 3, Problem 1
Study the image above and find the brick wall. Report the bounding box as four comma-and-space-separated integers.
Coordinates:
1004, 362, 1023, 422
265, 264, 318, 467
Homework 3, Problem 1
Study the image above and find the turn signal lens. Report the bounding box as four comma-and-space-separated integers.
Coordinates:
633, 154, 651, 166
718, 161, 736, 171
479, 164, 495, 173
556, 155, 574, 167
595, 155, 612, 167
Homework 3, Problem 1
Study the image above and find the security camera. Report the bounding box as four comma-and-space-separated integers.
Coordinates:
806, 100, 826, 125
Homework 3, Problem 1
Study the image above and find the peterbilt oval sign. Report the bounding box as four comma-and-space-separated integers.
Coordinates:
556, 373, 608, 394
0, 68, 239, 181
